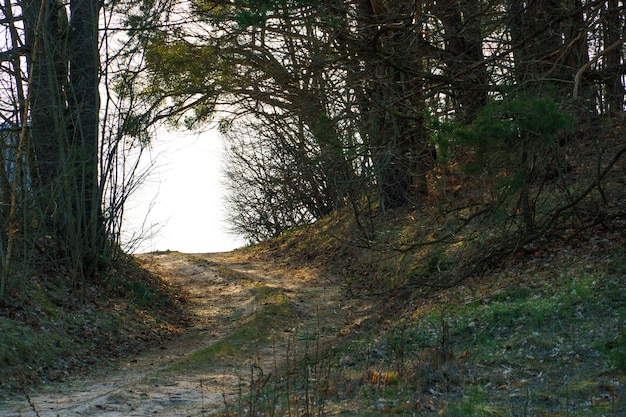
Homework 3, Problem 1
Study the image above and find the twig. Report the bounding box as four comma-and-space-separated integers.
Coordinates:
21, 386, 42, 417
524, 387, 531, 417
573, 39, 623, 98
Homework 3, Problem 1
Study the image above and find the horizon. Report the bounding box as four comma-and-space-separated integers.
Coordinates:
122, 129, 247, 254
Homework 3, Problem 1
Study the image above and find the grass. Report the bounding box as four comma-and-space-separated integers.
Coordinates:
166, 281, 294, 373
216, 247, 626, 416
0, 255, 188, 395
215, 264, 255, 283
3, 210, 625, 416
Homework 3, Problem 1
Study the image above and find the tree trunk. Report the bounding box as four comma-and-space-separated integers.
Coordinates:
603, 0, 624, 116
508, 0, 564, 89
432, 0, 488, 121
23, 0, 68, 196
358, 0, 430, 210
23, 0, 104, 281
68, 0, 104, 278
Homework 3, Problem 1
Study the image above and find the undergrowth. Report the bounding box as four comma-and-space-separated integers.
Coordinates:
0, 255, 189, 395
216, 234, 626, 416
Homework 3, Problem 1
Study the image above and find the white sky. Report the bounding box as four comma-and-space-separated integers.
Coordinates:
122, 129, 247, 254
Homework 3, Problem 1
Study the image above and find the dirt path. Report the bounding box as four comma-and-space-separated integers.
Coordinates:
0, 251, 366, 416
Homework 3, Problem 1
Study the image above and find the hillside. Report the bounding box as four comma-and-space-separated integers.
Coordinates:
1, 1, 626, 414
244, 215, 626, 416
0, 208, 624, 415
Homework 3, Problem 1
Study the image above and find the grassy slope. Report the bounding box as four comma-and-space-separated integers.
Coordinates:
231, 210, 626, 416
0, 254, 190, 395
1, 210, 624, 415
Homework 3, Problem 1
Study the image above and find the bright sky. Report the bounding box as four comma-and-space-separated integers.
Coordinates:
122, 129, 247, 254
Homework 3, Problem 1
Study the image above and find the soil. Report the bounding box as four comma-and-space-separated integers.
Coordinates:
0, 250, 368, 417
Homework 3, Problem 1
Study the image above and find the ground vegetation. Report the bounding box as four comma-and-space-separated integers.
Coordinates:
0, 0, 625, 415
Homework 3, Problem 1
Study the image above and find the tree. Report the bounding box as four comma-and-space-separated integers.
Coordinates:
428, 0, 489, 120
135, 0, 362, 224
19, 0, 104, 281
602, 0, 624, 115
222, 116, 320, 241
0, 0, 147, 297
354, 0, 433, 210
118, 0, 625, 274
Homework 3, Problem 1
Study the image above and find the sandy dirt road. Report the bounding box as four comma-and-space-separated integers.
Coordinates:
0, 251, 362, 416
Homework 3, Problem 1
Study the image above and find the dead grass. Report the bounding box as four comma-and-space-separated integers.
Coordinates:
220, 199, 626, 416
0, 255, 189, 395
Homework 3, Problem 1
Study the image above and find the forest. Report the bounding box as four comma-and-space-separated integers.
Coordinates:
0, 0, 625, 415
0, 0, 624, 293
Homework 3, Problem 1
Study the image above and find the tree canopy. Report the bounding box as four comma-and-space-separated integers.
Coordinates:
127, 0, 624, 269
0, 0, 624, 296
